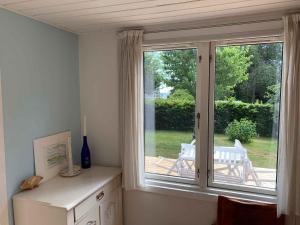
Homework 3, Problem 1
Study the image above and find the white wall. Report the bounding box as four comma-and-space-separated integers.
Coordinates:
0, 77, 8, 225
0, 8, 81, 225
79, 31, 218, 225
79, 31, 120, 167
124, 191, 217, 225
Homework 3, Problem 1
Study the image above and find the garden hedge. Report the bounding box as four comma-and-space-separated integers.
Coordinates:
146, 99, 277, 137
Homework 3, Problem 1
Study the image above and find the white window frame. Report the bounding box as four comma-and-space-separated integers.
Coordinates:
143, 43, 207, 186
143, 35, 283, 197
207, 37, 283, 196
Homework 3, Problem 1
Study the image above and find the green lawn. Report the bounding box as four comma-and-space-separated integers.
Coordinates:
145, 130, 278, 168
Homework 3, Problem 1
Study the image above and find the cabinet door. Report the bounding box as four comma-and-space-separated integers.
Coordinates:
100, 187, 122, 225
76, 204, 100, 225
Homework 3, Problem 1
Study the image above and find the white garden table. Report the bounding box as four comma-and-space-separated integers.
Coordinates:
161, 139, 260, 185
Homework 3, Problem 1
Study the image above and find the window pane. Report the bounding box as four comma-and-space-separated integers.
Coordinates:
212, 42, 283, 190
144, 48, 197, 179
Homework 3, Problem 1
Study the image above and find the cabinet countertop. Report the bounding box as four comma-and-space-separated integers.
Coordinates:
13, 166, 122, 211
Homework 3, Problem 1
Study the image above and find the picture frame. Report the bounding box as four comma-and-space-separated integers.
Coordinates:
33, 131, 71, 183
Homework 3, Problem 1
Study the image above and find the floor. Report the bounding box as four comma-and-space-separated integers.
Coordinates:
145, 156, 276, 189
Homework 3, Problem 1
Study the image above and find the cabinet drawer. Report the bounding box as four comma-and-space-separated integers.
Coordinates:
75, 189, 104, 222
74, 175, 121, 222
76, 204, 100, 225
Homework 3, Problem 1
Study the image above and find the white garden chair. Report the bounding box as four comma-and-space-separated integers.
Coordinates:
173, 140, 196, 177
155, 139, 260, 185
155, 139, 195, 177
214, 140, 260, 185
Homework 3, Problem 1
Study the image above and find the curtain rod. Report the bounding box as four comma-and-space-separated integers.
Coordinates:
144, 9, 300, 34
117, 27, 143, 36
116, 18, 282, 35
116, 9, 300, 36
144, 18, 283, 35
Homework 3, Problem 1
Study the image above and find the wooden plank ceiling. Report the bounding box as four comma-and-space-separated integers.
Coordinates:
0, 0, 299, 34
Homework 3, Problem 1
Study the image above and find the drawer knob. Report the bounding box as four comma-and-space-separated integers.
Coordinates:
96, 191, 104, 201
87, 221, 96, 225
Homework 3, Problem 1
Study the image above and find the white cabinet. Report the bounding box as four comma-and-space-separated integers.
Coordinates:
100, 186, 122, 225
76, 204, 100, 225
13, 167, 122, 225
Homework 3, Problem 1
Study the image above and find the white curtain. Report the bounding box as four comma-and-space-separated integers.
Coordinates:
277, 14, 300, 225
119, 30, 145, 190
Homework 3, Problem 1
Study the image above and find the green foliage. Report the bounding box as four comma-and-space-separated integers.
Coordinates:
154, 98, 195, 131
214, 100, 275, 137
265, 84, 281, 104
161, 49, 197, 97
235, 43, 283, 103
144, 43, 283, 104
167, 89, 195, 102
215, 46, 252, 100
225, 119, 257, 143
144, 51, 165, 94
151, 100, 276, 136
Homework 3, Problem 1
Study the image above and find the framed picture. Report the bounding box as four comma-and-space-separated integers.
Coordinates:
33, 131, 71, 182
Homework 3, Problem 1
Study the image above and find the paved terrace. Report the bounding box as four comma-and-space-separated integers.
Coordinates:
145, 156, 276, 189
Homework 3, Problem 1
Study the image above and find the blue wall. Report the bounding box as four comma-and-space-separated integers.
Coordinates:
0, 8, 81, 225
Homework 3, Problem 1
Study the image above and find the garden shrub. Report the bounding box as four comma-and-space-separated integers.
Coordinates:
149, 99, 276, 137
225, 119, 257, 143
154, 98, 195, 131
168, 89, 195, 102
214, 100, 275, 137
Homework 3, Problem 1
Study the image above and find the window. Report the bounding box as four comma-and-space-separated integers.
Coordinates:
143, 38, 283, 195
144, 47, 199, 183
208, 41, 283, 194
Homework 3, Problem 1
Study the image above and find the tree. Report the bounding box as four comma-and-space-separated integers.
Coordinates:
167, 89, 195, 102
155, 46, 251, 100
235, 43, 283, 103
265, 84, 281, 104
161, 49, 197, 97
215, 46, 252, 100
144, 51, 165, 95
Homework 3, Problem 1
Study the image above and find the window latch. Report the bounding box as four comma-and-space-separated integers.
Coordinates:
209, 54, 212, 63
197, 168, 200, 178
207, 169, 211, 179
197, 112, 200, 129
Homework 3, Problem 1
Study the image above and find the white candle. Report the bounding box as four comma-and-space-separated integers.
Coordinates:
67, 136, 73, 174
83, 115, 87, 136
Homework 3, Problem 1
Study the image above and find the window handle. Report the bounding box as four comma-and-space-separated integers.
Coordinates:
96, 191, 104, 201
197, 113, 200, 129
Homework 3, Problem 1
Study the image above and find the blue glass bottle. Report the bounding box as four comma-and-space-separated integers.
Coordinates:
81, 136, 91, 169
